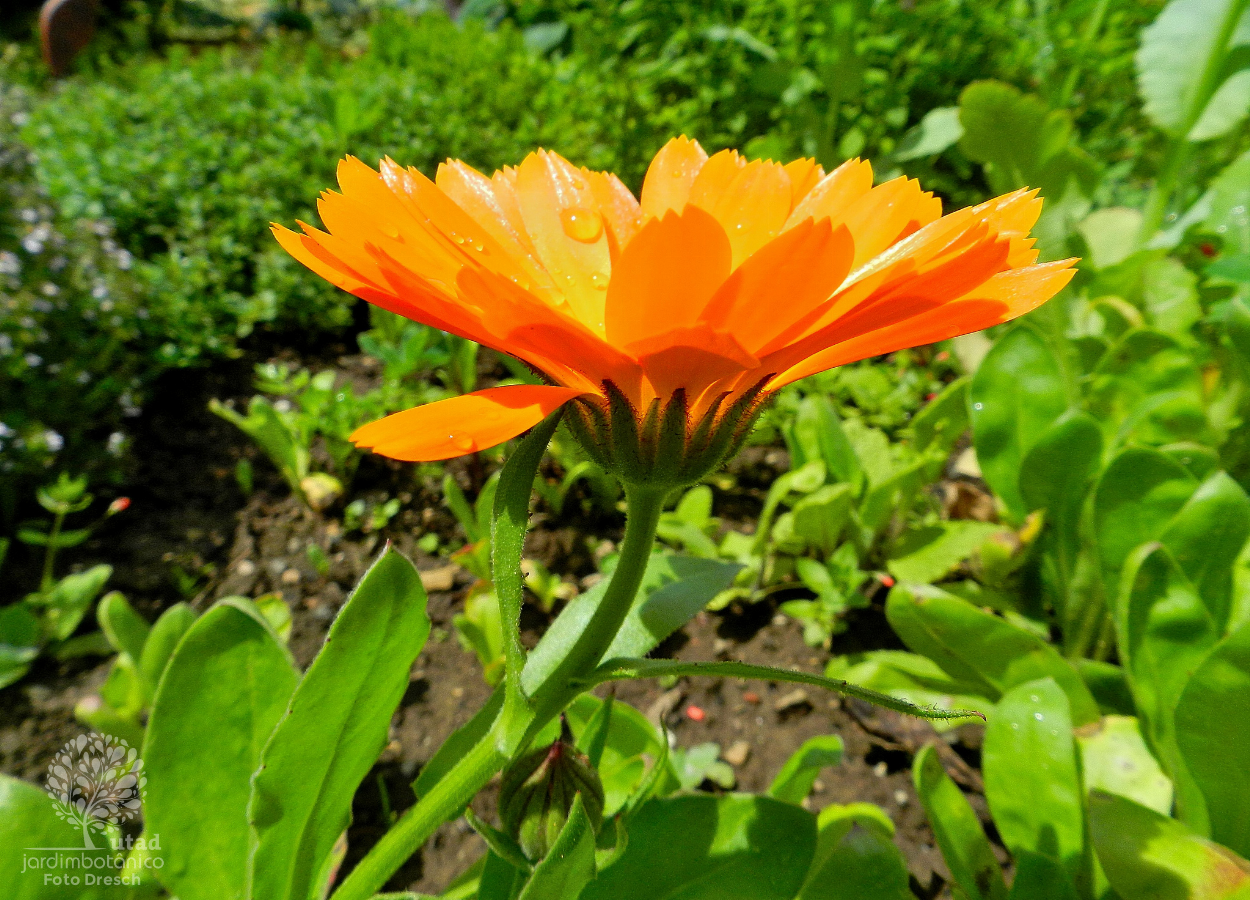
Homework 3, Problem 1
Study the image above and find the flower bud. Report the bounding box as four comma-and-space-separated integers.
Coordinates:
498, 718, 605, 862
107, 497, 130, 515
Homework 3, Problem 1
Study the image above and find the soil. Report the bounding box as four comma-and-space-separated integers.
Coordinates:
0, 342, 999, 900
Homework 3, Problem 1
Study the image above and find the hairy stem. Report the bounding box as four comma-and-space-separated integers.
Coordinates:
332, 483, 666, 900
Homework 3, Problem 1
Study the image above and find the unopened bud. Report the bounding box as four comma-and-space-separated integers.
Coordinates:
107, 497, 130, 515
498, 718, 604, 861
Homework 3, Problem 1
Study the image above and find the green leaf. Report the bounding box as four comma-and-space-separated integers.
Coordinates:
768, 735, 844, 804
913, 744, 1008, 900
1090, 791, 1250, 900
249, 547, 431, 900
1175, 620, 1250, 857
0, 603, 42, 689
787, 396, 862, 487
887, 521, 1002, 585
582, 794, 816, 900
1009, 850, 1081, 900
144, 599, 298, 900
1117, 543, 1221, 832
910, 376, 970, 457
971, 326, 1068, 522
798, 803, 912, 899
139, 603, 196, 694
465, 809, 532, 874
825, 651, 995, 725
0, 774, 130, 899
1078, 208, 1146, 270
97, 591, 149, 663
40, 564, 112, 642
1136, 0, 1250, 141
983, 679, 1086, 884
886, 584, 1100, 724
1075, 659, 1137, 716
1019, 411, 1103, 576
492, 409, 562, 733
791, 483, 854, 555
587, 657, 984, 723
516, 794, 597, 899
564, 693, 677, 816
1159, 472, 1250, 631
1089, 329, 1209, 447
1094, 447, 1196, 590
893, 106, 963, 162
1077, 715, 1173, 814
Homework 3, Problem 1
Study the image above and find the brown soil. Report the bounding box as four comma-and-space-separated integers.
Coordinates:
0, 346, 996, 900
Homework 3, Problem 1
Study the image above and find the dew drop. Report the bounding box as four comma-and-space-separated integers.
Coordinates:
1011, 722, 1020, 730
451, 435, 477, 452
591, 272, 609, 290
560, 207, 603, 243
1034, 712, 1044, 721
449, 232, 468, 245
973, 402, 984, 411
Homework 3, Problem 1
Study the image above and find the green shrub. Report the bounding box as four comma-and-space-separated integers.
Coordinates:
0, 84, 143, 515
20, 12, 644, 370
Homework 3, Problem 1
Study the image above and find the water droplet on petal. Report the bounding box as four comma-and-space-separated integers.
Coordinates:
451, 435, 477, 452
590, 272, 608, 290
560, 207, 603, 243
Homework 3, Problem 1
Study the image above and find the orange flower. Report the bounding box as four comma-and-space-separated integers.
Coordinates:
274, 137, 1074, 467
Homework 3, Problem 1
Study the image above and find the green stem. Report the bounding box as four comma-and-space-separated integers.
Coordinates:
525, 484, 666, 731
1066, 577, 1106, 660
1138, 0, 1250, 246
332, 483, 666, 900
333, 731, 505, 900
1056, 0, 1110, 109
40, 510, 65, 593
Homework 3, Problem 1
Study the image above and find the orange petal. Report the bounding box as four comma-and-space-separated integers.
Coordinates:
701, 218, 855, 353
351, 385, 587, 461
586, 169, 643, 261
690, 156, 793, 268
768, 260, 1076, 388
604, 206, 733, 349
785, 158, 874, 228
784, 157, 824, 207
630, 324, 761, 411
514, 150, 612, 330
640, 136, 709, 220
831, 177, 944, 270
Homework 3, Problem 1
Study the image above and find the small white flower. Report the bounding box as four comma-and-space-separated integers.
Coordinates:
0, 251, 19, 275
107, 432, 125, 455
116, 250, 133, 270
24, 352, 42, 367
40, 282, 59, 297
0, 422, 13, 438
44, 430, 64, 452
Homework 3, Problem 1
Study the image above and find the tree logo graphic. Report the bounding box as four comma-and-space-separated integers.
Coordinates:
45, 733, 146, 848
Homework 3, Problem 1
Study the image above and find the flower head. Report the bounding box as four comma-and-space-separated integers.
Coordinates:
274, 137, 1074, 483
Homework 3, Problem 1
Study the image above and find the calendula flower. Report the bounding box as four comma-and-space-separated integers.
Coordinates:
274, 137, 1073, 485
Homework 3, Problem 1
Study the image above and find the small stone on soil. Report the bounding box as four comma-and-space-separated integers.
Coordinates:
281, 568, 301, 585
723, 741, 751, 766
420, 565, 459, 593
773, 689, 810, 712
646, 687, 684, 724
894, 789, 910, 806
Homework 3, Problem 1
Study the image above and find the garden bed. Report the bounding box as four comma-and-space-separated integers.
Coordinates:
0, 340, 992, 898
